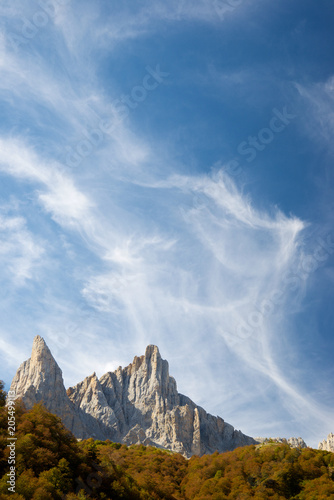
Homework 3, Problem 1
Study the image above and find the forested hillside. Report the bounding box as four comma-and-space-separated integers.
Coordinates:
0, 398, 334, 499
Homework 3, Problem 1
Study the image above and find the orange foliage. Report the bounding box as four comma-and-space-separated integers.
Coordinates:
0, 403, 334, 499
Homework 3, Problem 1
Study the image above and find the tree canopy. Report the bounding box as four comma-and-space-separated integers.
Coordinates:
0, 402, 333, 499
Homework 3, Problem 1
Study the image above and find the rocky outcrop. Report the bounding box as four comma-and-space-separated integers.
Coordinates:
9, 335, 87, 437
254, 437, 307, 448
10, 336, 256, 457
318, 433, 334, 452
287, 437, 307, 448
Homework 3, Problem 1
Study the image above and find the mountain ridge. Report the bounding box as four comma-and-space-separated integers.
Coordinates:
9, 335, 257, 457
11, 336, 328, 456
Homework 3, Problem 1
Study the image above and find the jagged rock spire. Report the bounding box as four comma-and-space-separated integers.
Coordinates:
10, 337, 257, 457
318, 433, 334, 451
10, 335, 86, 437
10, 335, 62, 403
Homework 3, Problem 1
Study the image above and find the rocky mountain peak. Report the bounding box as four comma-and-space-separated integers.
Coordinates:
318, 433, 334, 452
255, 437, 307, 448
10, 335, 86, 437
10, 335, 62, 399
32, 334, 47, 349
143, 344, 169, 392
145, 344, 161, 359
10, 336, 257, 457
30, 335, 57, 369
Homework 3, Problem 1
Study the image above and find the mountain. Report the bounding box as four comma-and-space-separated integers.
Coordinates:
255, 437, 307, 448
319, 433, 334, 452
9, 336, 256, 457
9, 335, 86, 437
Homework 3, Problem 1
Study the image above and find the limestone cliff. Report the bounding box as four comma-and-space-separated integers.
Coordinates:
287, 437, 307, 448
255, 437, 307, 448
10, 336, 256, 457
318, 433, 334, 452
9, 335, 86, 436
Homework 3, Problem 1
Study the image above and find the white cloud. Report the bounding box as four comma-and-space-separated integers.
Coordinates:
0, 214, 45, 286
0, 137, 93, 227
76, 169, 311, 433
0, 333, 30, 372
53, 0, 254, 53
295, 76, 334, 152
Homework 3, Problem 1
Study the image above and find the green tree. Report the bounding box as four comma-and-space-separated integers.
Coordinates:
38, 458, 72, 494
0, 382, 6, 408
16, 403, 82, 476
15, 469, 38, 499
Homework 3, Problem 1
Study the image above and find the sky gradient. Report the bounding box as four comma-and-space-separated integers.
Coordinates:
0, 0, 334, 448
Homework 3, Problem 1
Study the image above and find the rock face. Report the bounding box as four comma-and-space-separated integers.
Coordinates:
287, 437, 307, 449
318, 433, 334, 452
255, 437, 307, 448
9, 336, 86, 437
10, 336, 256, 457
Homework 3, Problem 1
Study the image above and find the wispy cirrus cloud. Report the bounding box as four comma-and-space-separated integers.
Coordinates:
0, 213, 45, 286
0, 137, 93, 226
295, 76, 334, 154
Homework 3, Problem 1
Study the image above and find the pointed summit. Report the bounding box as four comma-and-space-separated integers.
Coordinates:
10, 335, 66, 409
145, 344, 161, 358
30, 335, 57, 371
33, 334, 46, 346
32, 334, 48, 351
11, 335, 58, 407
10, 335, 87, 437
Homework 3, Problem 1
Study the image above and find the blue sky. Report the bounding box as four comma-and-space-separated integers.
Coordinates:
0, 0, 334, 447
